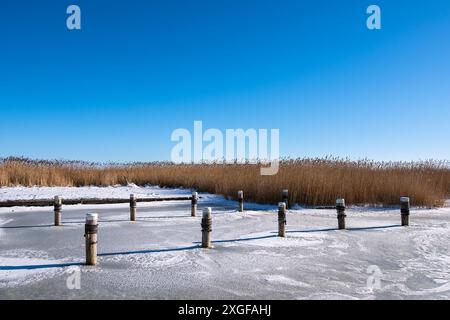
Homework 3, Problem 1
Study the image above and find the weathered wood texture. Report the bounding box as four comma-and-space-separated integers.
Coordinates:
0, 196, 194, 208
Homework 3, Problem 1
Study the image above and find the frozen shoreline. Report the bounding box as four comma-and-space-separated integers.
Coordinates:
1, 185, 448, 209
0, 185, 191, 201
1, 192, 450, 299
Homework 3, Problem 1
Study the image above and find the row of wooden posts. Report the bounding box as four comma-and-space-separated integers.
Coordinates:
51, 191, 411, 266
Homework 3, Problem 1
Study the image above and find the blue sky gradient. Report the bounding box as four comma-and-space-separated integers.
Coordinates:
0, 0, 449, 162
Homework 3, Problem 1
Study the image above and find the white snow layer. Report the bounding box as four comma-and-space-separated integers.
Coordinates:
1, 186, 450, 299
0, 185, 190, 201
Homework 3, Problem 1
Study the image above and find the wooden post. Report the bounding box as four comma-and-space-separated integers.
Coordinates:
130, 194, 137, 221
336, 198, 346, 230
85, 213, 98, 266
238, 190, 244, 212
400, 197, 410, 226
282, 189, 289, 209
191, 192, 198, 217
201, 207, 212, 248
278, 202, 286, 237
54, 196, 62, 226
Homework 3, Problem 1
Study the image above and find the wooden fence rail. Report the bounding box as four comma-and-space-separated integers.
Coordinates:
0, 196, 194, 208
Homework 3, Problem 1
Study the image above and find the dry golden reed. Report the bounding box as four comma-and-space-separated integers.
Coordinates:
1, 157, 449, 207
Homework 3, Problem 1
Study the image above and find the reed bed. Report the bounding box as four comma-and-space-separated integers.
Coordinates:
1, 157, 449, 207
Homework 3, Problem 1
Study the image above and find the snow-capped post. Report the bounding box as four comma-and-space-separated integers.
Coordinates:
130, 194, 137, 221
336, 198, 346, 230
400, 197, 410, 226
54, 196, 62, 226
282, 189, 289, 209
85, 213, 98, 266
201, 207, 212, 248
278, 202, 287, 237
238, 190, 244, 212
191, 192, 198, 217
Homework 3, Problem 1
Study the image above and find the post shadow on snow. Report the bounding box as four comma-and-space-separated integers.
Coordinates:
64, 214, 202, 224
193, 234, 278, 245
98, 245, 201, 257
63, 209, 238, 224
0, 215, 197, 229
0, 245, 200, 271
275, 224, 402, 234
0, 220, 131, 228
0, 220, 137, 228
0, 224, 55, 229
100, 234, 279, 257
0, 262, 84, 271
0, 246, 202, 270
347, 224, 401, 231
137, 215, 193, 220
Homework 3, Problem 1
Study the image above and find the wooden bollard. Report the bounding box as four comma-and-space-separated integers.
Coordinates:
336, 198, 346, 230
191, 192, 198, 217
130, 194, 137, 221
85, 213, 98, 266
400, 197, 410, 226
282, 189, 289, 209
278, 202, 286, 237
54, 196, 62, 226
201, 207, 212, 248
238, 190, 244, 212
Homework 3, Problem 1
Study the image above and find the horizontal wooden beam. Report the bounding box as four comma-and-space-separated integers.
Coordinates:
0, 196, 194, 208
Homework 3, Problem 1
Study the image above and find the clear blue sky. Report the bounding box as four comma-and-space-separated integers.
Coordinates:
0, 0, 449, 162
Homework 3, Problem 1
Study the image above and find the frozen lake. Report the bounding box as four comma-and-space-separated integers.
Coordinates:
1, 187, 449, 299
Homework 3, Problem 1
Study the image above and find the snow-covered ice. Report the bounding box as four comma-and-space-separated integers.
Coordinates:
0, 251, 67, 288
0, 184, 191, 201
0, 187, 449, 300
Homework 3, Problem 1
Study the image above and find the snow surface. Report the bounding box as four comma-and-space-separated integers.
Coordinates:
0, 187, 450, 300
0, 185, 191, 201
0, 251, 67, 288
